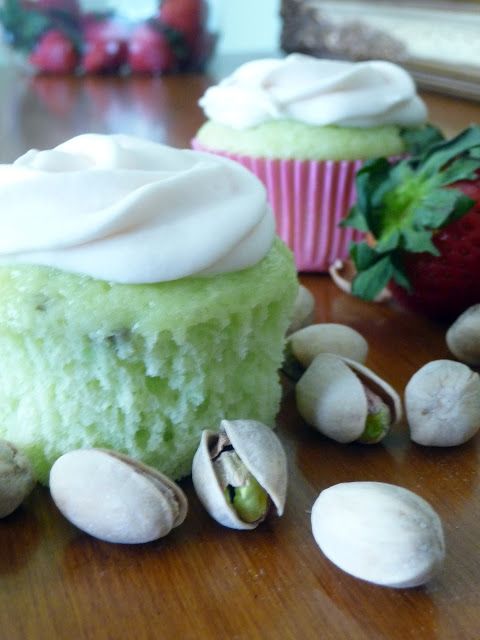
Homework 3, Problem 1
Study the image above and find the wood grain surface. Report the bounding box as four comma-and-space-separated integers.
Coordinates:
0, 59, 479, 640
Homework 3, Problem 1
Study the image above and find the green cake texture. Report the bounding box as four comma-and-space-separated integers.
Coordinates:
0, 238, 297, 484
196, 120, 407, 161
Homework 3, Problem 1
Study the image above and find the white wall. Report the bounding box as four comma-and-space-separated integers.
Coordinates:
215, 0, 281, 54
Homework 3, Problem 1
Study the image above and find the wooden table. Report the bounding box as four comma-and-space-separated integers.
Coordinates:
1, 59, 480, 640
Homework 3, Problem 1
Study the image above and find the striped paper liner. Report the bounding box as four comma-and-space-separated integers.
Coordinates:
191, 138, 365, 272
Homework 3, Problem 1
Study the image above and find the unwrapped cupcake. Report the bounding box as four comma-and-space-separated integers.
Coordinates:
192, 54, 429, 272
0, 134, 297, 483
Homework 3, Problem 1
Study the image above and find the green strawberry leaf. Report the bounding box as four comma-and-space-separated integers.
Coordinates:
351, 254, 394, 301
411, 187, 474, 230
400, 124, 445, 156
401, 227, 438, 255
438, 157, 480, 186
419, 125, 480, 178
349, 242, 378, 270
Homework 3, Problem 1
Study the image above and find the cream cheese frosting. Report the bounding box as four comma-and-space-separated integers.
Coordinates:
199, 54, 427, 130
0, 134, 275, 283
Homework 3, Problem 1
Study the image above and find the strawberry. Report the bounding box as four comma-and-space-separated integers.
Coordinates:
159, 0, 206, 40
81, 17, 128, 74
342, 126, 480, 320
128, 21, 177, 74
29, 29, 79, 73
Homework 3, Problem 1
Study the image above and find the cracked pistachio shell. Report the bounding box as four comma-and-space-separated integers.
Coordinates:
286, 285, 316, 335
446, 304, 480, 366
50, 449, 188, 544
296, 353, 401, 443
192, 419, 287, 530
311, 482, 445, 588
287, 323, 368, 369
0, 440, 36, 518
405, 359, 480, 446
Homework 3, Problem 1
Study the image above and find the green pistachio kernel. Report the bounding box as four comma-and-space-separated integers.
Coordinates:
359, 405, 391, 444
225, 475, 269, 523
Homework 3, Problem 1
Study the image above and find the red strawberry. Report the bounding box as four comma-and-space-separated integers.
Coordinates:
128, 22, 177, 74
159, 0, 206, 52
343, 126, 480, 320
29, 29, 79, 74
81, 18, 128, 74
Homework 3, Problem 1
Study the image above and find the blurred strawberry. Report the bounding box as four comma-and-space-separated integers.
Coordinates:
81, 17, 128, 74
159, 0, 206, 52
128, 22, 177, 74
33, 0, 79, 11
29, 29, 79, 73
342, 126, 480, 320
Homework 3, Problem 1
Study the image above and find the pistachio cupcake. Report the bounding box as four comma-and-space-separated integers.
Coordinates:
193, 54, 429, 272
0, 134, 297, 483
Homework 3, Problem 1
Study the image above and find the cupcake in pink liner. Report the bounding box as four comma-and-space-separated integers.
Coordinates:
192, 54, 429, 272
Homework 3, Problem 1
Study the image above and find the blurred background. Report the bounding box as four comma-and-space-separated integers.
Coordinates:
0, 0, 479, 100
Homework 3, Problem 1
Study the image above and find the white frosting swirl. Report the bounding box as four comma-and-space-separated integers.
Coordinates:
0, 134, 274, 283
199, 54, 427, 129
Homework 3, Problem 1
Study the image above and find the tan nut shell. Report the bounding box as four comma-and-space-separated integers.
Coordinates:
446, 304, 480, 366
192, 419, 287, 530
296, 353, 401, 443
0, 440, 36, 518
288, 323, 368, 368
311, 482, 445, 588
287, 285, 316, 335
50, 449, 188, 543
405, 359, 480, 446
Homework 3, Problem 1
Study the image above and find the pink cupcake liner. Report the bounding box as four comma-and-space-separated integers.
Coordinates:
192, 138, 365, 272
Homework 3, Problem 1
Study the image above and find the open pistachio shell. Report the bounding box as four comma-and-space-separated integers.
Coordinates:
50, 449, 188, 543
405, 359, 480, 446
192, 419, 287, 530
446, 304, 480, 366
296, 353, 401, 443
0, 440, 36, 518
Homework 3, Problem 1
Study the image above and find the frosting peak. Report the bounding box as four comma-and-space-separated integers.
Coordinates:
199, 54, 427, 129
0, 134, 274, 283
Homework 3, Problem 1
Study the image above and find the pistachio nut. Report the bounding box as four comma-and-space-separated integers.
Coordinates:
446, 304, 480, 366
311, 481, 445, 588
286, 323, 368, 376
50, 449, 188, 543
192, 419, 287, 530
286, 284, 315, 335
0, 439, 36, 518
296, 353, 401, 443
405, 359, 480, 446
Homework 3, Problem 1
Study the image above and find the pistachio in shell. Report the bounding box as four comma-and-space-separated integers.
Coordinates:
295, 353, 401, 443
446, 304, 480, 366
405, 359, 480, 446
286, 284, 316, 335
50, 448, 188, 543
311, 481, 445, 588
192, 419, 287, 530
286, 323, 368, 371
